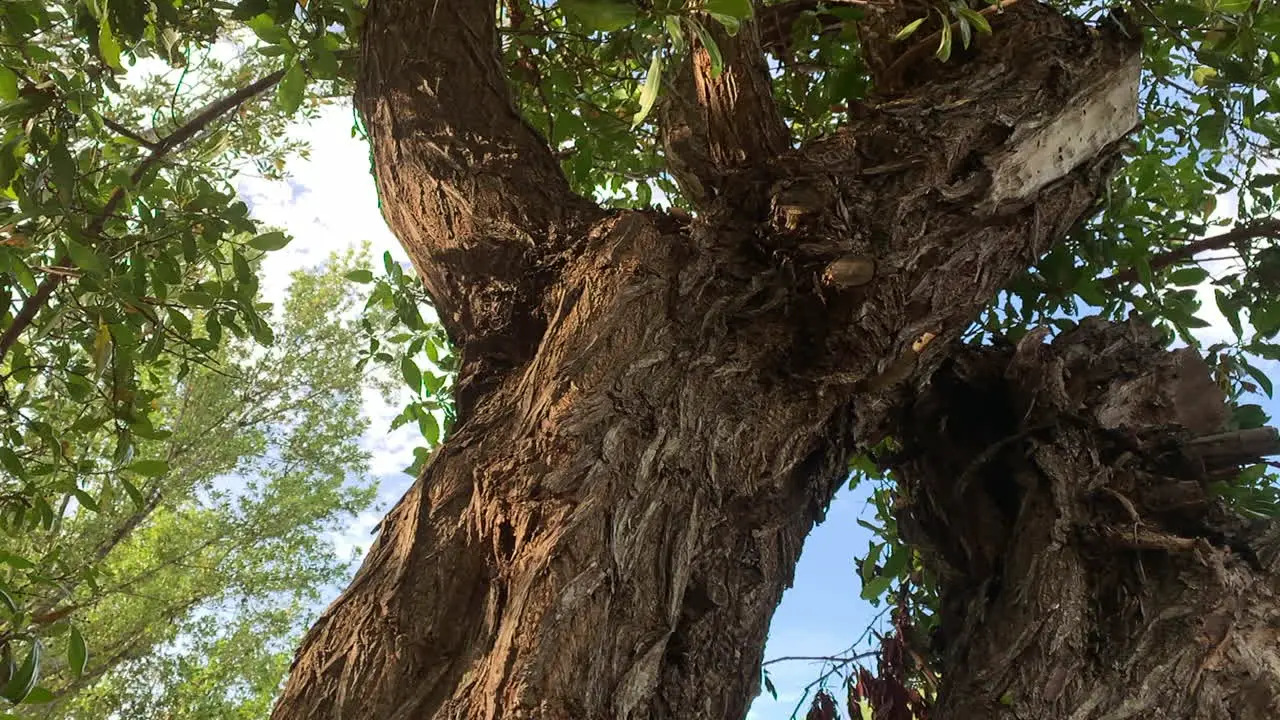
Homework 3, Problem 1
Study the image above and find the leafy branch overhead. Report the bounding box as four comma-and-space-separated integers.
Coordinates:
0, 0, 377, 708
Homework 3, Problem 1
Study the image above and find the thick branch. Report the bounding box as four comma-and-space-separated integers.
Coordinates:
0, 70, 285, 364
659, 19, 789, 206
356, 0, 598, 411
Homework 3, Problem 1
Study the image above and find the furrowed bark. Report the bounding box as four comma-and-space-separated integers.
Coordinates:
887, 318, 1280, 718
353, 0, 598, 412
273, 2, 1144, 718
658, 19, 788, 208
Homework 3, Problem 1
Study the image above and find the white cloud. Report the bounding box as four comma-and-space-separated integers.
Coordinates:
234, 103, 422, 569
236, 102, 412, 307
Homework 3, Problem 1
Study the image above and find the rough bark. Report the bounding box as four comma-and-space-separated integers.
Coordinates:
888, 317, 1280, 718
269, 1, 1163, 718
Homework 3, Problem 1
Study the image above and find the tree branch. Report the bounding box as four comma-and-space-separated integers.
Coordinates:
0, 70, 285, 364
659, 17, 789, 206
100, 115, 161, 150
762, 651, 878, 667
1100, 217, 1280, 290
355, 0, 601, 415
1186, 427, 1280, 468
757, 0, 893, 57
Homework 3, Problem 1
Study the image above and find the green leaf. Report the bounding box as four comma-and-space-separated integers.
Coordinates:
1192, 66, 1218, 87
247, 13, 287, 44
936, 13, 953, 62
11, 258, 35, 295
881, 546, 910, 578
0, 447, 23, 478
126, 459, 170, 476
421, 412, 440, 445
705, 0, 752, 19
178, 291, 215, 308
860, 575, 893, 601
50, 143, 76, 204
0, 642, 39, 703
248, 231, 291, 251
559, 0, 639, 31
1233, 404, 1268, 430
664, 15, 685, 51
72, 489, 100, 513
401, 355, 422, 392
707, 12, 740, 35
894, 17, 927, 41
67, 627, 87, 677
1242, 361, 1274, 397
0, 552, 33, 570
956, 14, 971, 49
955, 7, 991, 34
860, 542, 883, 581
166, 308, 192, 335
0, 67, 17, 102
233, 250, 253, 283
632, 52, 663, 129
66, 240, 105, 273
344, 269, 374, 283
1215, 290, 1244, 338
0, 588, 17, 615
98, 18, 124, 70
277, 63, 306, 114
689, 19, 724, 78
119, 476, 145, 508
21, 686, 54, 703
1169, 266, 1209, 286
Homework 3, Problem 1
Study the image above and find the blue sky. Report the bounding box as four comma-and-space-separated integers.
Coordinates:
238, 103, 1277, 720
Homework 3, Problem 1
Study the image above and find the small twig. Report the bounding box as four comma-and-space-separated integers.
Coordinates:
0, 69, 285, 364
1128, 0, 1198, 57
782, 606, 892, 718
762, 651, 879, 668
100, 115, 161, 151
1101, 218, 1280, 290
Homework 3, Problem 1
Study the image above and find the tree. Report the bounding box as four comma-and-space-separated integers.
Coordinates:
3, 0, 1280, 718
261, 0, 1280, 718
5, 252, 381, 717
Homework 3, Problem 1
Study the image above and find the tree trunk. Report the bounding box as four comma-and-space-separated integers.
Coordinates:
887, 318, 1280, 719
267, 1, 1278, 718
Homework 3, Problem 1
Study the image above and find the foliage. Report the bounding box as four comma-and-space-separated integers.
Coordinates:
2, 253, 380, 716
349, 252, 457, 478
0, 0, 381, 707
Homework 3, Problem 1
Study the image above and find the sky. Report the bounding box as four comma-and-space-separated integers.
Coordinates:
233, 102, 1277, 720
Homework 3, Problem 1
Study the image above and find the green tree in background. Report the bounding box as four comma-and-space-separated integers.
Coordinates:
3, 0, 1280, 717
3, 252, 381, 716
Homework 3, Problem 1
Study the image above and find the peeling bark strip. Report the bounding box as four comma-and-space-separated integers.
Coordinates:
890, 318, 1280, 719
272, 2, 1146, 719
